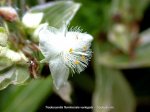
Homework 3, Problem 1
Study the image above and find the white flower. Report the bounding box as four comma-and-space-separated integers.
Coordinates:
22, 12, 44, 28
39, 25, 93, 89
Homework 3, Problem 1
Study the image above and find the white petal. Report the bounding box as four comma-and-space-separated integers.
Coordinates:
33, 23, 48, 38
49, 58, 69, 89
22, 12, 43, 28
39, 27, 63, 60
79, 33, 93, 42
64, 32, 93, 52
67, 32, 93, 43
55, 81, 72, 103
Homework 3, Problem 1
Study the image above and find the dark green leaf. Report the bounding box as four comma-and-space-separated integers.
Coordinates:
0, 76, 52, 112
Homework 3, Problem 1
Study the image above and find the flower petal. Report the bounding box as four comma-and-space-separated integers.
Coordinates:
65, 32, 93, 52
49, 58, 69, 89
22, 12, 43, 28
33, 23, 48, 38
67, 32, 93, 43
39, 27, 62, 60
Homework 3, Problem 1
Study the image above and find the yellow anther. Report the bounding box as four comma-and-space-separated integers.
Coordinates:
81, 55, 86, 61
83, 46, 87, 51
69, 48, 73, 53
74, 60, 79, 64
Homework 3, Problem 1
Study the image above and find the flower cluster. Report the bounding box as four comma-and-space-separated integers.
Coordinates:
0, 4, 93, 90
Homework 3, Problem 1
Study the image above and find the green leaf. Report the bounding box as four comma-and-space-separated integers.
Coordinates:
0, 57, 12, 71
111, 0, 149, 22
129, 0, 150, 20
98, 44, 150, 69
0, 66, 15, 90
95, 34, 150, 69
92, 66, 136, 112
0, 76, 52, 112
0, 65, 30, 90
111, 0, 133, 22
13, 66, 30, 84
92, 41, 135, 112
29, 1, 81, 28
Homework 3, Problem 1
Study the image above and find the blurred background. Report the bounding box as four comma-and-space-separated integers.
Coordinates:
0, 0, 150, 112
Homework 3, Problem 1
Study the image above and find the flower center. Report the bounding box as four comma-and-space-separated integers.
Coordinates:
74, 60, 79, 64
81, 55, 86, 61
69, 48, 73, 53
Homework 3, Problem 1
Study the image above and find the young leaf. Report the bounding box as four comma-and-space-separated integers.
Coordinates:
0, 66, 15, 90
12, 66, 30, 84
28, 1, 81, 28
0, 65, 30, 90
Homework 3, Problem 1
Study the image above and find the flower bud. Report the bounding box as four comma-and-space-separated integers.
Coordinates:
0, 7, 18, 22
0, 46, 28, 62
22, 12, 44, 28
